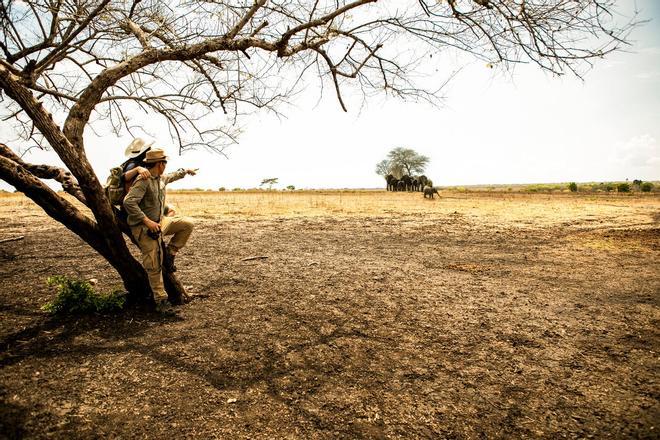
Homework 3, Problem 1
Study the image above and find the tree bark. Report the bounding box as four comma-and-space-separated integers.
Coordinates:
163, 264, 190, 305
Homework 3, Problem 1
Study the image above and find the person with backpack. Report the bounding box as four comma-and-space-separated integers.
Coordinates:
105, 138, 154, 207
123, 147, 197, 302
123, 138, 154, 185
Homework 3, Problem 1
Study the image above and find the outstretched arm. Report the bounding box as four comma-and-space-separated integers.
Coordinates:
163, 168, 198, 185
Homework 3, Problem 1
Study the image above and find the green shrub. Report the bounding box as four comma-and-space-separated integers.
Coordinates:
218, 187, 226, 192
42, 276, 125, 315
568, 182, 578, 192
286, 185, 295, 191
590, 183, 606, 192
641, 182, 653, 192
617, 183, 630, 193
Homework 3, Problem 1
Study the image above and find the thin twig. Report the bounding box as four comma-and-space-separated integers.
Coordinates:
241, 255, 268, 261
0, 236, 25, 244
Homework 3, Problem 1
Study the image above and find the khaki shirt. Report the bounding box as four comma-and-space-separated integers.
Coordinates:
123, 169, 187, 226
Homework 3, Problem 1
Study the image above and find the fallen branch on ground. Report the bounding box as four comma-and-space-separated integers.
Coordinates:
0, 236, 25, 244
241, 256, 268, 261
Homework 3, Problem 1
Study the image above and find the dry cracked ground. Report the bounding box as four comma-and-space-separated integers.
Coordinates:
0, 191, 659, 439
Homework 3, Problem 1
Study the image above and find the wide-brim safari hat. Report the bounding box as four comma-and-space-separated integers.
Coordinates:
124, 138, 154, 158
143, 148, 169, 164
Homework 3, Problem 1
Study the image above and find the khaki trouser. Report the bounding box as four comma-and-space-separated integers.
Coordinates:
131, 216, 194, 299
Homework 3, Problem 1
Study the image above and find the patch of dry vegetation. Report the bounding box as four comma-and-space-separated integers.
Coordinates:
164, 190, 659, 230
2, 190, 658, 232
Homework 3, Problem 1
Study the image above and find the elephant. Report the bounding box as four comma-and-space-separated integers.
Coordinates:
411, 178, 419, 192
385, 174, 397, 191
417, 175, 428, 192
396, 180, 405, 191
400, 174, 413, 191
423, 186, 439, 199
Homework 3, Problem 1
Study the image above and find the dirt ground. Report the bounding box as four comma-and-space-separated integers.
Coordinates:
0, 191, 658, 439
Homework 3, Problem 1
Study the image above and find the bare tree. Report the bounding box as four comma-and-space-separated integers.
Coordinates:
0, 0, 636, 306
375, 159, 390, 177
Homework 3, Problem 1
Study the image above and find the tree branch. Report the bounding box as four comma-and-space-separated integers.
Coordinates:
0, 143, 86, 204
226, 0, 267, 39
33, 0, 113, 76
0, 153, 107, 258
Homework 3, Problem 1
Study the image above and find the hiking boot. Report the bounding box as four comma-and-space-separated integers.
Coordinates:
156, 298, 175, 314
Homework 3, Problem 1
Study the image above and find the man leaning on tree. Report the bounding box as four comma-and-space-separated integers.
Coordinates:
123, 147, 197, 302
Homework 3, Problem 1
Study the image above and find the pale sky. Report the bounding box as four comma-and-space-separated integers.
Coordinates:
1, 0, 659, 191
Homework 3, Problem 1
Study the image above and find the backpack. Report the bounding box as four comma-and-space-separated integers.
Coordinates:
104, 165, 126, 206
105, 157, 146, 206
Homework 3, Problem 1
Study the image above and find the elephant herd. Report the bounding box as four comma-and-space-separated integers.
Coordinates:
385, 174, 429, 192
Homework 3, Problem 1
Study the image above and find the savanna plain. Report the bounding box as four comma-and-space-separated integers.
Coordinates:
0, 190, 658, 439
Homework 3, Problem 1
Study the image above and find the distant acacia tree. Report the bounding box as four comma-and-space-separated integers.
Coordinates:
260, 178, 279, 190
0, 0, 636, 306
376, 147, 429, 179
387, 147, 430, 177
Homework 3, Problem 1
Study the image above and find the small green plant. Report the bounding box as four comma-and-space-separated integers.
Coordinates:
617, 183, 630, 193
641, 182, 653, 192
42, 276, 125, 315
568, 182, 578, 192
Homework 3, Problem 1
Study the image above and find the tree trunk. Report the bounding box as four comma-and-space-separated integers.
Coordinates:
164, 268, 190, 305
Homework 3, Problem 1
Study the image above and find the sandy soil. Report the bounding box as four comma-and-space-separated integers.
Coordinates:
1, 191, 658, 439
